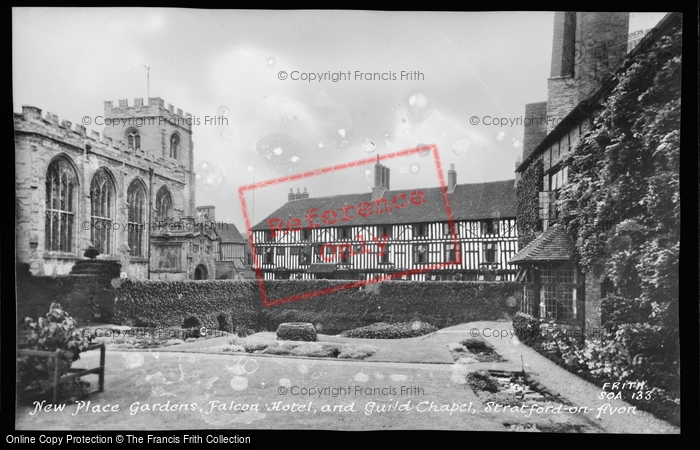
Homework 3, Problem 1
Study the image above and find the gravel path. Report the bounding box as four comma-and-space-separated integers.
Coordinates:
447, 321, 680, 434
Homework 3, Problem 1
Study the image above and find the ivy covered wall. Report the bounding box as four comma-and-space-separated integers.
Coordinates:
515, 158, 543, 248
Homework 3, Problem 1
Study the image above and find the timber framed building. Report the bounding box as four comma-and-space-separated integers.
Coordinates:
250, 161, 518, 281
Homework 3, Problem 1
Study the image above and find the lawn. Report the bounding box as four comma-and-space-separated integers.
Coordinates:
15, 330, 600, 432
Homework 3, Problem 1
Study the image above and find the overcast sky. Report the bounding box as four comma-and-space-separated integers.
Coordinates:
13, 9, 667, 233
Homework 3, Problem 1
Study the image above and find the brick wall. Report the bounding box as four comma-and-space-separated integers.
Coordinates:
521, 102, 548, 162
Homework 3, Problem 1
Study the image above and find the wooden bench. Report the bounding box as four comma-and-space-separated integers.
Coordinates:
17, 343, 105, 404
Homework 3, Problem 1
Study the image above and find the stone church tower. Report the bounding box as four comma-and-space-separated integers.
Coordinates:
15, 97, 209, 279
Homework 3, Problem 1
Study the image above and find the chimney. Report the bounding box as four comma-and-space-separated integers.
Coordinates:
514, 156, 522, 185
288, 188, 295, 202
546, 12, 629, 133
301, 187, 309, 199
522, 102, 548, 161
447, 163, 457, 193
374, 156, 383, 188
294, 188, 302, 200
372, 157, 389, 200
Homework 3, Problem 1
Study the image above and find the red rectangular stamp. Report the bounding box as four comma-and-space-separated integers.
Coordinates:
238, 144, 461, 307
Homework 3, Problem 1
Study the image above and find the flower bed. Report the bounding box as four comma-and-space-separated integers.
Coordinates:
339, 321, 437, 339
225, 333, 377, 360
83, 325, 230, 349
512, 312, 680, 427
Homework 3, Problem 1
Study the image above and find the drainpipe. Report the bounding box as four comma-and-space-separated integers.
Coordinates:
148, 167, 154, 280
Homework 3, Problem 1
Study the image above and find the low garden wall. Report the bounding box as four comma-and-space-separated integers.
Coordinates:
113, 279, 520, 334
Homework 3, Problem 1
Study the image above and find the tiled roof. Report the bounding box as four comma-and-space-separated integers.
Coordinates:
251, 179, 516, 230
508, 224, 574, 264
217, 223, 248, 244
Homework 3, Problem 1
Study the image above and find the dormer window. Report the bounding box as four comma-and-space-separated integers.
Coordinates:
170, 133, 180, 159
127, 129, 140, 151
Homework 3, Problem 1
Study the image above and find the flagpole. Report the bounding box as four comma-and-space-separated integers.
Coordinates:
144, 65, 150, 98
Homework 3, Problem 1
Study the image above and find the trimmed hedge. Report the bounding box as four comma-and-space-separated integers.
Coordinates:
114, 279, 520, 334
339, 322, 437, 339
276, 323, 317, 341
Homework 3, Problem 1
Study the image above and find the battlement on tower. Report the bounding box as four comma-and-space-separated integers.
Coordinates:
13, 104, 175, 165
104, 97, 194, 131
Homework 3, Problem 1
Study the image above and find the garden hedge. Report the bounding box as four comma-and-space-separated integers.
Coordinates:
276, 323, 317, 341
113, 279, 520, 334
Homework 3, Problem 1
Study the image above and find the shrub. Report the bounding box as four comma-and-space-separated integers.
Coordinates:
235, 326, 256, 338
276, 322, 317, 342
455, 355, 479, 364
17, 303, 93, 402
460, 338, 490, 351
230, 334, 275, 353
466, 370, 500, 393
513, 313, 680, 426
512, 312, 540, 346
289, 342, 324, 356
260, 345, 292, 355
339, 321, 438, 339
447, 342, 467, 353
338, 344, 377, 360
83, 246, 99, 259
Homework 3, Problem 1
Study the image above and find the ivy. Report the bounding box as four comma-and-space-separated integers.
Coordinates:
555, 24, 681, 420
114, 280, 521, 335
516, 158, 543, 248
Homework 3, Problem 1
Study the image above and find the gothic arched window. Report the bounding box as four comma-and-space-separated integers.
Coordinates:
127, 180, 147, 257
90, 168, 116, 255
127, 128, 141, 151
170, 133, 180, 159
45, 157, 78, 253
155, 186, 173, 222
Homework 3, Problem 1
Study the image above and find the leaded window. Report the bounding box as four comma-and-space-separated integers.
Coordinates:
127, 180, 146, 257
444, 243, 458, 262
155, 187, 173, 222
45, 158, 77, 253
414, 244, 429, 263
127, 129, 140, 151
170, 133, 180, 159
90, 168, 115, 255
